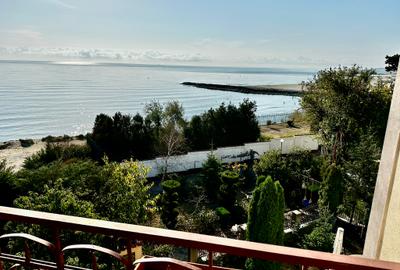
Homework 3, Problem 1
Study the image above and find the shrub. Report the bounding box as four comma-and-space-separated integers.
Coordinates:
202, 154, 222, 200
23, 143, 91, 169
0, 160, 17, 206
302, 208, 335, 252
41, 135, 72, 143
19, 139, 34, 147
215, 207, 231, 228
219, 170, 240, 211
160, 180, 181, 229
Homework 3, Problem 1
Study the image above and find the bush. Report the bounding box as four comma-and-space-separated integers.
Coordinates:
41, 135, 72, 143
215, 207, 231, 228
160, 180, 181, 229
23, 143, 91, 169
255, 149, 323, 210
202, 154, 222, 200
219, 170, 240, 211
0, 160, 17, 206
19, 139, 34, 147
302, 208, 335, 252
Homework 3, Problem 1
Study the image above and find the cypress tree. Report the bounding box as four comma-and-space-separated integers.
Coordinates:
219, 170, 240, 211
318, 163, 344, 214
161, 180, 181, 229
245, 176, 285, 270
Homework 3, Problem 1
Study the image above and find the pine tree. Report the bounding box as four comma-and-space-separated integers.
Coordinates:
245, 176, 284, 270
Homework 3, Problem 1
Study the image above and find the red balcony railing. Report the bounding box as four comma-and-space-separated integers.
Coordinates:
0, 206, 399, 270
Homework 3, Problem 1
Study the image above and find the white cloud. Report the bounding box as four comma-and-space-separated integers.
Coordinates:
0, 47, 209, 63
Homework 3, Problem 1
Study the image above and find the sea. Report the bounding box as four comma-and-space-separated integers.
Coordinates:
0, 60, 315, 142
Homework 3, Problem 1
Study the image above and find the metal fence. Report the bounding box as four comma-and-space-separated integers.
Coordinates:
257, 113, 292, 125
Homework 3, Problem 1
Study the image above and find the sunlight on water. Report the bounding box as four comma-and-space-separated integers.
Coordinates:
0, 60, 314, 141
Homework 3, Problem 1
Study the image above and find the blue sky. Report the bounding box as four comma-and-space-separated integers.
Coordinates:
0, 0, 399, 68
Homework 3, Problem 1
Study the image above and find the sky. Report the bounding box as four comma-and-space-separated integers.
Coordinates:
0, 0, 399, 68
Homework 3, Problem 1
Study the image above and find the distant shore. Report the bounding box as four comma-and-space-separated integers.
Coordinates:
182, 82, 306, 96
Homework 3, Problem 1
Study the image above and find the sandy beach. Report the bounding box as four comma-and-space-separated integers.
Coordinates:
0, 139, 86, 171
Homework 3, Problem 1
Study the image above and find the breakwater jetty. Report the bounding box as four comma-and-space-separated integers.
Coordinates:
182, 82, 306, 96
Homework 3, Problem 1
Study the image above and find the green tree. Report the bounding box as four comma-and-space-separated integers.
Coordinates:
160, 179, 181, 229
202, 154, 222, 200
318, 163, 344, 214
255, 149, 322, 209
385, 54, 399, 72
184, 99, 260, 151
14, 179, 98, 218
301, 66, 392, 162
97, 158, 153, 224
245, 176, 284, 270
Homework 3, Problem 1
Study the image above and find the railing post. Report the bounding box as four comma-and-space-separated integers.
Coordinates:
187, 248, 198, 263
53, 229, 64, 270
126, 240, 133, 270
90, 250, 98, 270
208, 250, 213, 269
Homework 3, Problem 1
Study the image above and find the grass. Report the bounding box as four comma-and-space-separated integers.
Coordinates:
259, 110, 312, 139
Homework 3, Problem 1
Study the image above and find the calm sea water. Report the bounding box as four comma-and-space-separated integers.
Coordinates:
0, 60, 314, 141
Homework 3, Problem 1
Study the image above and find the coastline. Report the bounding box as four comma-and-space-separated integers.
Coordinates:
0, 138, 86, 171
181, 82, 305, 96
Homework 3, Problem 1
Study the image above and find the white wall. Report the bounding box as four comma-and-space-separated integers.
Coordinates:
140, 135, 319, 177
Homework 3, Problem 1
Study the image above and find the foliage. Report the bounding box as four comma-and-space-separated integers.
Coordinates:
215, 207, 231, 228
255, 149, 323, 209
90, 112, 155, 161
160, 179, 181, 229
318, 163, 344, 214
301, 66, 392, 162
19, 139, 34, 147
342, 132, 381, 222
301, 66, 393, 222
0, 159, 17, 206
219, 170, 240, 211
23, 143, 91, 169
41, 134, 73, 143
202, 154, 222, 200
385, 54, 399, 72
97, 158, 153, 224
245, 176, 284, 270
16, 159, 102, 198
178, 207, 220, 235
302, 208, 335, 252
14, 178, 98, 218
185, 99, 260, 151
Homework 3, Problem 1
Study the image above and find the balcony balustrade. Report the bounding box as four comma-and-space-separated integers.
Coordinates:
0, 206, 399, 270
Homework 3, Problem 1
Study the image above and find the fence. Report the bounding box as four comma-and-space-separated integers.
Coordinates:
140, 135, 319, 178
257, 113, 292, 125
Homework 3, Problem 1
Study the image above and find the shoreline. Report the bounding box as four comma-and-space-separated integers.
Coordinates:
0, 137, 86, 171
182, 82, 305, 96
